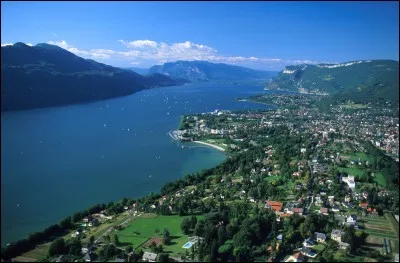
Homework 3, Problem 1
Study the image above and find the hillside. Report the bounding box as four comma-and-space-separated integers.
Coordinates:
148, 60, 277, 82
265, 60, 399, 102
1, 43, 182, 112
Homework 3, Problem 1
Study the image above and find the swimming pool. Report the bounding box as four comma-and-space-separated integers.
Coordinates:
182, 242, 193, 249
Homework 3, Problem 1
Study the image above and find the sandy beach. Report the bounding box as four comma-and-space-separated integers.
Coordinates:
193, 141, 226, 152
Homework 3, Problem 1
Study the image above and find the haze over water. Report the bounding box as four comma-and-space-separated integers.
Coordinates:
1, 83, 273, 245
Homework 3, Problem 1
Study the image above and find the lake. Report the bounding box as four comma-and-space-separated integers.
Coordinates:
1, 82, 273, 246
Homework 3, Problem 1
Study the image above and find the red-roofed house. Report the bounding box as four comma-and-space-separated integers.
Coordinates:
320, 207, 329, 215
359, 203, 368, 209
292, 208, 304, 216
265, 201, 283, 212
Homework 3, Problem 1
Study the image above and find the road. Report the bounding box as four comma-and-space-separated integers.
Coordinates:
94, 216, 134, 244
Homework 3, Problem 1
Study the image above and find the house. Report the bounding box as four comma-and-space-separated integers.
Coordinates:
56, 255, 69, 262
142, 252, 158, 262
303, 238, 316, 248
285, 252, 305, 262
83, 215, 94, 223
83, 253, 92, 262
292, 171, 301, 177
331, 229, 344, 243
342, 175, 356, 189
371, 208, 378, 216
320, 207, 329, 215
359, 202, 368, 209
331, 206, 340, 212
111, 258, 126, 262
265, 201, 283, 213
394, 253, 399, 262
88, 218, 99, 227
314, 232, 327, 243
292, 208, 304, 216
328, 196, 334, 203
339, 242, 351, 250
347, 215, 357, 225
300, 247, 317, 258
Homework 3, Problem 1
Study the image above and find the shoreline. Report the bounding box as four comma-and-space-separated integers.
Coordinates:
192, 140, 226, 152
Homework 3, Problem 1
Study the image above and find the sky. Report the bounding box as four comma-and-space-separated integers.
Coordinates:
1, 1, 399, 70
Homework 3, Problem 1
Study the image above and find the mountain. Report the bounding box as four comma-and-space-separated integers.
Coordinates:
148, 60, 277, 82
266, 60, 399, 102
1, 43, 182, 112
125, 67, 149, 75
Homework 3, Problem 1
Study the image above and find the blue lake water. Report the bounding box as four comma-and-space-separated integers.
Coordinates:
1, 83, 273, 245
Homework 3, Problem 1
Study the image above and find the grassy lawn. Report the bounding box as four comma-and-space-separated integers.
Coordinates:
264, 175, 282, 182
14, 243, 50, 262
115, 214, 203, 256
346, 152, 372, 162
374, 172, 387, 187
337, 167, 364, 179
314, 243, 326, 252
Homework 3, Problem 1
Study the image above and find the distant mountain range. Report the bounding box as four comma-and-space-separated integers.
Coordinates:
1, 43, 183, 112
266, 59, 399, 102
125, 67, 149, 75
146, 60, 277, 82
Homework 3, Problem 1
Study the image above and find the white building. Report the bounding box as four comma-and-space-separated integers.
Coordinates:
342, 175, 356, 189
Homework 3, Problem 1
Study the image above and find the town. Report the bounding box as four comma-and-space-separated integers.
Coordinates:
3, 93, 399, 262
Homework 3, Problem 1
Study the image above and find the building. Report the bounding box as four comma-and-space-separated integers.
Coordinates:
142, 252, 158, 262
359, 202, 368, 209
331, 229, 344, 243
314, 232, 327, 243
292, 208, 304, 216
347, 215, 357, 225
342, 175, 356, 189
303, 238, 316, 248
285, 252, 305, 262
265, 201, 283, 213
339, 242, 351, 250
320, 207, 329, 215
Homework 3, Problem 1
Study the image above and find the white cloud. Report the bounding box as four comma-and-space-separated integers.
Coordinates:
45, 39, 329, 70
1, 43, 13, 47
51, 32, 58, 37
119, 39, 158, 48
26, 43, 33, 46
48, 40, 69, 49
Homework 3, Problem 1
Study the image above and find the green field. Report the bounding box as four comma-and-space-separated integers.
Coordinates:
338, 167, 364, 178
14, 243, 50, 262
116, 214, 203, 256
338, 167, 387, 187
340, 103, 368, 109
374, 172, 387, 187
345, 152, 372, 162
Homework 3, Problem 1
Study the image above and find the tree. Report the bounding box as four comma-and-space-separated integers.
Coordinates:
113, 234, 120, 246
190, 216, 198, 229
194, 220, 206, 237
67, 238, 82, 256
210, 239, 218, 262
48, 238, 67, 257
218, 225, 227, 246
89, 235, 95, 245
104, 234, 111, 244
181, 218, 191, 235
163, 228, 171, 245
157, 253, 169, 262
59, 216, 72, 229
